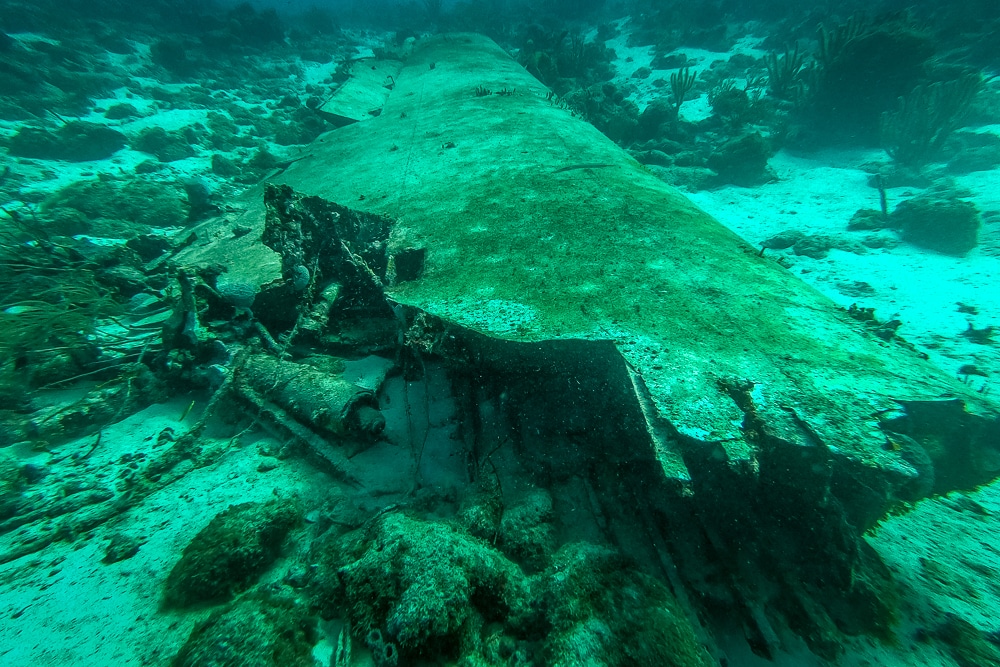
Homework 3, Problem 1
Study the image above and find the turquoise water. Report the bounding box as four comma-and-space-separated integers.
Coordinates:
0, 2, 999, 666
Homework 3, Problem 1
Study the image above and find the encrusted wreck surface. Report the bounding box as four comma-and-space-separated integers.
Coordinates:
175, 34, 1000, 661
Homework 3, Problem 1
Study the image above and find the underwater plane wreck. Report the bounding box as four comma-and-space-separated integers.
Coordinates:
167, 34, 1000, 666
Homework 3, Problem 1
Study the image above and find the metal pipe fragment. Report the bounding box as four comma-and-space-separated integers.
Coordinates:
238, 353, 384, 441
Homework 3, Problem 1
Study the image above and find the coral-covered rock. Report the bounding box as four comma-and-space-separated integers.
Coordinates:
42, 177, 186, 230
337, 513, 531, 655
162, 498, 301, 608
892, 186, 980, 255
9, 121, 126, 161
707, 131, 774, 186
542, 543, 714, 667
172, 593, 316, 667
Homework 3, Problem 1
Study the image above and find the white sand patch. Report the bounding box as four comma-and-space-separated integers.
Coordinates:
685, 148, 1000, 385
871, 485, 1000, 633
0, 399, 332, 667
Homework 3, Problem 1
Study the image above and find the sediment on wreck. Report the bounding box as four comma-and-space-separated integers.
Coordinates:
170, 33, 1000, 664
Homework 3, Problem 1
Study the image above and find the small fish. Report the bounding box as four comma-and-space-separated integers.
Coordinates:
178, 400, 196, 422
552, 163, 615, 173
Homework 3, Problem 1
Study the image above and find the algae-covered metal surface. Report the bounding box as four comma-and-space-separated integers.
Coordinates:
263, 34, 997, 490
177, 33, 998, 502
319, 58, 402, 126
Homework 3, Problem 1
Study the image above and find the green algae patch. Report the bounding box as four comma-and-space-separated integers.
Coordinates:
131, 126, 196, 162
8, 121, 126, 162
43, 177, 187, 231
543, 542, 714, 667
337, 512, 533, 658
163, 498, 301, 608
172, 593, 316, 667
328, 512, 711, 666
